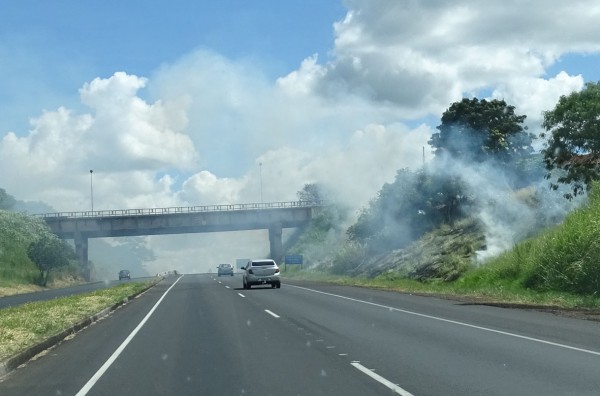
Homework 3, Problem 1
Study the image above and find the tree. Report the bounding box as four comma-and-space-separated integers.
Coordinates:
0, 188, 16, 211
541, 81, 600, 200
429, 98, 533, 164
347, 168, 470, 252
27, 235, 75, 286
297, 183, 325, 203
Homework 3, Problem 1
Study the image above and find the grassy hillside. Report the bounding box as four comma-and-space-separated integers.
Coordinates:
0, 211, 82, 290
286, 183, 600, 307
460, 184, 600, 295
348, 217, 485, 281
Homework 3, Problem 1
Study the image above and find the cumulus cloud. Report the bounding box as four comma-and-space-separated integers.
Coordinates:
491, 71, 584, 123
0, 72, 198, 210
80, 72, 197, 171
280, 0, 600, 119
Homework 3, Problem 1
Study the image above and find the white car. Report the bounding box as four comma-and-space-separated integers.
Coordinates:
241, 259, 281, 289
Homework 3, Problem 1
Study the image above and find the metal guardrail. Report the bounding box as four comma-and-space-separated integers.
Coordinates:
34, 200, 326, 219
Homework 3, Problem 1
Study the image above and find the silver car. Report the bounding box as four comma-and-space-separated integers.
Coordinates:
242, 259, 281, 289
217, 263, 234, 276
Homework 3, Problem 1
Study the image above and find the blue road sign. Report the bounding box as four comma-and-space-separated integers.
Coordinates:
284, 254, 303, 264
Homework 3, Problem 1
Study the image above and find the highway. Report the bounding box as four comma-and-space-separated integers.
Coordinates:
1, 274, 599, 395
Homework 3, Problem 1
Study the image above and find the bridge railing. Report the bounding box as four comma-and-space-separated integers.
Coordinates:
34, 200, 327, 219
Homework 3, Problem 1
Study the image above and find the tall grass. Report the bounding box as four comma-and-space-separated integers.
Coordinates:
0, 211, 50, 286
461, 184, 600, 295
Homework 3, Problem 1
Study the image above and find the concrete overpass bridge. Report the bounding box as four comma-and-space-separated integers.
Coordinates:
37, 201, 324, 279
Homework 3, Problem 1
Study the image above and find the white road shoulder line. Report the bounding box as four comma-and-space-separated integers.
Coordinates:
75, 275, 185, 396
288, 284, 600, 356
351, 362, 414, 395
265, 309, 280, 318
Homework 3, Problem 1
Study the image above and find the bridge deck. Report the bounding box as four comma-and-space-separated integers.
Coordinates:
35, 200, 324, 219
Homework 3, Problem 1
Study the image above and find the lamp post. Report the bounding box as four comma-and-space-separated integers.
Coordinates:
89, 169, 94, 212
259, 162, 263, 203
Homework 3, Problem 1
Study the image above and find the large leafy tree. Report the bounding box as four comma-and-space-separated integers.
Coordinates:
347, 168, 470, 252
27, 235, 75, 286
541, 81, 600, 200
429, 98, 533, 164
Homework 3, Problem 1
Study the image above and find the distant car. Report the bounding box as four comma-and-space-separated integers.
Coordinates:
217, 263, 234, 276
241, 259, 281, 289
118, 270, 131, 280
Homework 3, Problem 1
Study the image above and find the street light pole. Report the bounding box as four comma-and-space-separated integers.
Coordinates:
259, 162, 263, 203
89, 169, 94, 212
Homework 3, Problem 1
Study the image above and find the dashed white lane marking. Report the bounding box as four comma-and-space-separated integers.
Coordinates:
238, 293, 246, 298
351, 362, 414, 396
288, 285, 600, 356
265, 309, 280, 318
75, 275, 185, 396
225, 286, 230, 289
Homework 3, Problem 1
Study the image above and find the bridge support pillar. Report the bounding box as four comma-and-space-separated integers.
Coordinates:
268, 222, 283, 264
74, 232, 91, 281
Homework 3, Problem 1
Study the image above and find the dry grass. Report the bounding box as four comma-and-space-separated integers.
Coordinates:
0, 284, 44, 297
0, 281, 153, 360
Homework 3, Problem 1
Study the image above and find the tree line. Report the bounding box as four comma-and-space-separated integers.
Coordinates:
343, 81, 600, 254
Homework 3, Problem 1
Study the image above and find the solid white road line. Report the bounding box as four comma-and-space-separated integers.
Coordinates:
351, 362, 414, 396
75, 275, 185, 396
264, 309, 280, 318
288, 285, 600, 356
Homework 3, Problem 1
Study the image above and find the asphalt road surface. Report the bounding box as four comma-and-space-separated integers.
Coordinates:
1, 274, 599, 395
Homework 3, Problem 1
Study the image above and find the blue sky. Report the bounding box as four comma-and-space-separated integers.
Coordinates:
2, 0, 600, 273
1, 0, 346, 135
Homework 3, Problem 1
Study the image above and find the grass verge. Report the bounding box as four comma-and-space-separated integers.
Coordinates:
0, 281, 154, 362
282, 271, 600, 310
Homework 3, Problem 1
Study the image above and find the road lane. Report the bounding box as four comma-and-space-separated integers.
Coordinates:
222, 276, 600, 395
0, 274, 396, 395
82, 274, 391, 396
1, 274, 599, 395
0, 275, 181, 395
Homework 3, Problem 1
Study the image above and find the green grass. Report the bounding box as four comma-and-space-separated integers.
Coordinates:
457, 185, 600, 297
0, 281, 154, 360
283, 270, 600, 309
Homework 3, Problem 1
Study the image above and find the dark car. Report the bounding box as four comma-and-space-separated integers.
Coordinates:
118, 270, 131, 280
217, 263, 234, 276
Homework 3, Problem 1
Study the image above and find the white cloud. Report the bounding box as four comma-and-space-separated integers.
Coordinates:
80, 72, 198, 172
0, 72, 198, 211
492, 71, 584, 122
281, 0, 600, 120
